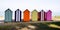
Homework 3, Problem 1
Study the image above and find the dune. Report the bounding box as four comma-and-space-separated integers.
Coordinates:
52, 16, 60, 21
0, 16, 4, 20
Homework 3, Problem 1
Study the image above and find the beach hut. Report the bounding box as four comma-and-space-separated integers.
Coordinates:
23, 9, 30, 22
31, 9, 38, 21
15, 9, 21, 22
46, 10, 52, 21
5, 9, 12, 22
40, 10, 45, 21
38, 12, 41, 21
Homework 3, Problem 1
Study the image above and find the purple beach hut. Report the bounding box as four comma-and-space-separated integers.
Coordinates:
15, 9, 21, 22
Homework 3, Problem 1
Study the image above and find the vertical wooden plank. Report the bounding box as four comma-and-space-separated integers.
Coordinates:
44, 12, 47, 21
38, 12, 41, 21
15, 11, 16, 22
20, 10, 21, 21
23, 9, 30, 22
5, 9, 12, 22
31, 9, 38, 21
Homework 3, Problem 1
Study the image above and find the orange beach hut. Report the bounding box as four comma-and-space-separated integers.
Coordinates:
23, 9, 30, 22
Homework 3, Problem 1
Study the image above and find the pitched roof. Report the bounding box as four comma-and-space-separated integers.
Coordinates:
24, 9, 30, 13
5, 8, 12, 12
32, 9, 38, 13
47, 10, 52, 13
15, 9, 21, 11
41, 10, 45, 12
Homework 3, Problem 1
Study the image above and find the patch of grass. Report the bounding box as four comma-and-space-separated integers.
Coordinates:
0, 25, 17, 30
0, 22, 60, 30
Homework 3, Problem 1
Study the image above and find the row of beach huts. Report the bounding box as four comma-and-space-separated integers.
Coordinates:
5, 9, 52, 22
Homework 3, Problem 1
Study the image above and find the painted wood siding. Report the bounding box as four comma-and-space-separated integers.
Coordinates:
5, 9, 12, 22
38, 12, 41, 21
23, 9, 30, 22
31, 10, 38, 21
15, 9, 21, 22
41, 10, 45, 21
46, 10, 52, 21
44, 12, 47, 21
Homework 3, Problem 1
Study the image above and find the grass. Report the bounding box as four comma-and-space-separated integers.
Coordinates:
0, 22, 60, 30
0, 25, 17, 30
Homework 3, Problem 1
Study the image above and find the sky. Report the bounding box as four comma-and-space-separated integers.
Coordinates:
0, 0, 60, 20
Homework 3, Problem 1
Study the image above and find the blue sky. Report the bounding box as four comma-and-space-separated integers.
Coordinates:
0, 0, 60, 17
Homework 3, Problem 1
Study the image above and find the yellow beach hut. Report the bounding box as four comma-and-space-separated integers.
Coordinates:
31, 9, 38, 21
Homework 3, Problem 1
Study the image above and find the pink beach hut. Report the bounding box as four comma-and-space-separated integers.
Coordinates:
40, 10, 46, 21
46, 10, 52, 21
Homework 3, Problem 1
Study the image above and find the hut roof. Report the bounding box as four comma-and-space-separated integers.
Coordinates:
32, 9, 38, 13
15, 9, 21, 11
5, 8, 12, 12
24, 9, 30, 13
47, 10, 52, 13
